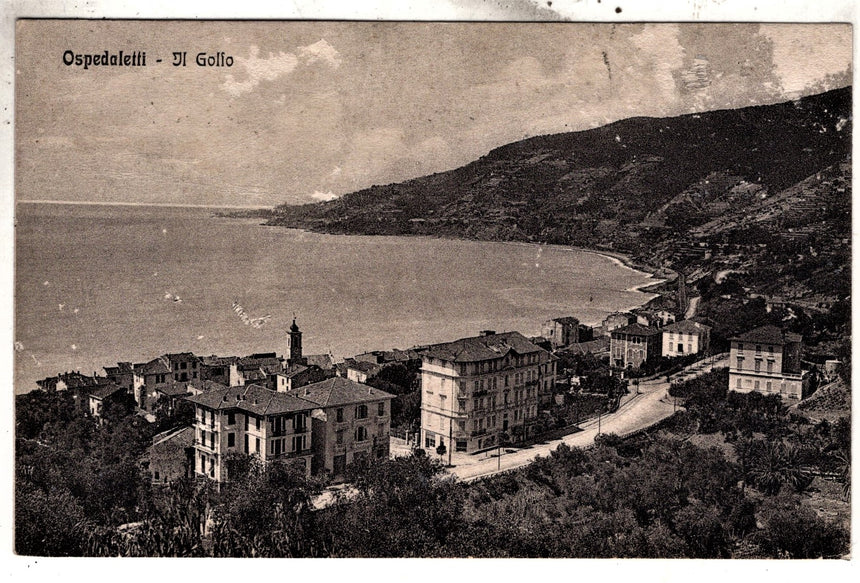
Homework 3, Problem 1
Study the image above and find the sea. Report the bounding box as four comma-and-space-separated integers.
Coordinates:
14, 202, 658, 393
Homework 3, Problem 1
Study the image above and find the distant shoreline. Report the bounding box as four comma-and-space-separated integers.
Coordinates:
16, 199, 272, 211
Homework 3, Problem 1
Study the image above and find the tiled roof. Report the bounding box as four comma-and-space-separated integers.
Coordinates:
290, 377, 394, 408
423, 331, 545, 363
139, 357, 171, 375
163, 352, 199, 361
88, 382, 125, 400
187, 383, 317, 416
155, 381, 195, 397
200, 355, 240, 366
551, 316, 580, 326
732, 325, 802, 345
662, 320, 712, 334
348, 361, 380, 374
150, 425, 194, 449
305, 354, 334, 370
611, 323, 662, 337
104, 362, 134, 375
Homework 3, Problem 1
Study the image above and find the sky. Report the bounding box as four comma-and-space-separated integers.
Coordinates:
14, 21, 853, 208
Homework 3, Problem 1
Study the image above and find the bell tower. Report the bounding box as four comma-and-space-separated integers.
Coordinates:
287, 318, 305, 366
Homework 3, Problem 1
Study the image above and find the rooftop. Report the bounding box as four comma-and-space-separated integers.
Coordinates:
611, 323, 662, 337
732, 325, 802, 345
549, 316, 580, 326
290, 377, 394, 407
423, 331, 545, 363
663, 320, 712, 334
187, 383, 318, 416
88, 382, 125, 400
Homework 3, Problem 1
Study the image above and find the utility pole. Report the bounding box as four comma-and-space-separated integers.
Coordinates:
448, 417, 453, 467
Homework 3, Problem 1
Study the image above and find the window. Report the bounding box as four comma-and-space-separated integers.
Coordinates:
228, 412, 235, 425
336, 408, 344, 422
245, 415, 249, 431
292, 434, 306, 452
738, 343, 744, 352
336, 429, 344, 445
355, 404, 368, 419
766, 381, 772, 392
755, 345, 762, 354
754, 380, 760, 391
355, 426, 368, 442
255, 437, 260, 452
425, 434, 435, 448
181, 361, 187, 370
767, 361, 773, 373
754, 360, 761, 373
378, 402, 385, 416
228, 433, 235, 447
154, 471, 160, 481
244, 434, 249, 453
256, 417, 260, 431
293, 413, 307, 431
736, 357, 744, 370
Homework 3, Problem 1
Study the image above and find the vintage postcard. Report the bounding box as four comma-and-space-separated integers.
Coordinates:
6, 6, 855, 575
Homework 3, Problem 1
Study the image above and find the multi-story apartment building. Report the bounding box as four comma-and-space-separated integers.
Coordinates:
661, 320, 711, 358
420, 331, 556, 454
541, 316, 592, 348
291, 377, 394, 478
188, 377, 394, 482
610, 323, 662, 369
729, 325, 806, 400
188, 383, 318, 481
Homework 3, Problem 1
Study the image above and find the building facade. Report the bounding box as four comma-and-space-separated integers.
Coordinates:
290, 377, 394, 478
610, 323, 662, 369
187, 383, 318, 482
729, 325, 806, 400
541, 316, 581, 348
661, 320, 711, 358
420, 331, 556, 454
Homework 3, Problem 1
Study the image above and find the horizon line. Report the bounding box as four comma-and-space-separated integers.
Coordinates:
16, 199, 274, 210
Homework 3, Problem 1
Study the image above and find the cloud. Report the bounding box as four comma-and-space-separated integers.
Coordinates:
310, 190, 339, 201
222, 39, 340, 97
299, 39, 342, 68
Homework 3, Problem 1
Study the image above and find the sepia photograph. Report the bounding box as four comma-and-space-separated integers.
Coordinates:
9, 12, 853, 564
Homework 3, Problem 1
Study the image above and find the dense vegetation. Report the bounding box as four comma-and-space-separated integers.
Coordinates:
16, 368, 849, 558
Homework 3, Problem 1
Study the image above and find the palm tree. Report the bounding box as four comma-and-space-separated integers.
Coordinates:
747, 442, 812, 495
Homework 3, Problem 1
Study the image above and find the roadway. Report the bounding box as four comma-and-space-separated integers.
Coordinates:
423, 353, 728, 482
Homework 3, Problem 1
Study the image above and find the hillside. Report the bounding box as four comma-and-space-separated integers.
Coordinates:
268, 87, 851, 313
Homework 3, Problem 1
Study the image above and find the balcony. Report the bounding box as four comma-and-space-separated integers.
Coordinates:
470, 428, 487, 437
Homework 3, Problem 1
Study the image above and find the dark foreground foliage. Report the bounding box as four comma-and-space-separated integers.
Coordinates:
16, 370, 849, 558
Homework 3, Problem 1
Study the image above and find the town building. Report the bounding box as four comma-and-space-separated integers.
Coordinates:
419, 331, 556, 454
86, 382, 125, 418
661, 320, 711, 358
133, 357, 172, 412
289, 377, 394, 478
199, 355, 242, 387
187, 376, 393, 482
728, 325, 807, 400
187, 383, 319, 482
148, 426, 195, 485
610, 323, 662, 369
103, 362, 135, 394
541, 316, 592, 348
601, 312, 637, 336
346, 360, 381, 384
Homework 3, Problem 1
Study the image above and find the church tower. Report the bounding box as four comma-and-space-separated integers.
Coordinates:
287, 318, 305, 366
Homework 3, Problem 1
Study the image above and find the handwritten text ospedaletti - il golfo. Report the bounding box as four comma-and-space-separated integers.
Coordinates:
62, 50, 233, 70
